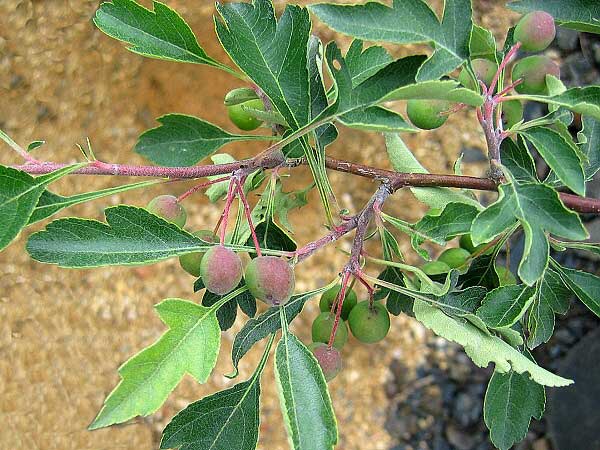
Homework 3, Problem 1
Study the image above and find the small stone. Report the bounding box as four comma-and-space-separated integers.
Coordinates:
452, 392, 482, 428
555, 28, 579, 51
532, 438, 550, 450
446, 423, 479, 450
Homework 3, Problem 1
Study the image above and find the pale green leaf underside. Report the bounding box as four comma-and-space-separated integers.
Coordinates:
413, 299, 572, 386
309, 0, 472, 81
275, 328, 337, 450
135, 114, 271, 167
89, 298, 222, 429
484, 369, 545, 450
94, 0, 225, 68
381, 80, 483, 106
0, 164, 85, 251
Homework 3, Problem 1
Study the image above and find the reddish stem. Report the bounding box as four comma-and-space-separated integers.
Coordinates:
488, 42, 521, 95
235, 179, 263, 257
219, 180, 237, 245
177, 176, 230, 203
495, 78, 523, 99
328, 270, 351, 349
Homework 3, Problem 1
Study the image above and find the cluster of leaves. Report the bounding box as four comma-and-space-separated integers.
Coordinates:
2, 1, 600, 449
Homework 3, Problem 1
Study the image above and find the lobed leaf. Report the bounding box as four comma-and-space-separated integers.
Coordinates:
94, 0, 228, 69
310, 0, 473, 81
484, 368, 545, 450
557, 265, 600, 318
515, 87, 600, 121
89, 297, 224, 429
160, 335, 274, 450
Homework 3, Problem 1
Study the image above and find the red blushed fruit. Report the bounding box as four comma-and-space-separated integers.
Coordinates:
199, 245, 243, 295
310, 343, 342, 382
514, 11, 556, 52
512, 55, 560, 95
146, 195, 187, 228
244, 256, 295, 306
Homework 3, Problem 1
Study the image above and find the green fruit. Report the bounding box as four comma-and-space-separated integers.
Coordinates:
199, 245, 243, 295
311, 312, 348, 350
146, 195, 187, 228
178, 230, 217, 277
458, 58, 498, 90
459, 234, 486, 254
245, 256, 295, 306
501, 100, 524, 128
496, 265, 517, 286
512, 55, 560, 95
422, 261, 451, 276
348, 301, 390, 344
514, 11, 556, 52
224, 87, 260, 106
319, 285, 358, 320
227, 99, 265, 131
406, 99, 450, 130
310, 343, 342, 382
438, 247, 471, 269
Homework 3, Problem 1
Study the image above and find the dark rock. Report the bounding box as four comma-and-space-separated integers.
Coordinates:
446, 423, 479, 450
452, 392, 482, 428
554, 28, 580, 52
460, 147, 488, 163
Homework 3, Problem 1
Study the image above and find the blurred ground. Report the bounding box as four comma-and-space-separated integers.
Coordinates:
0, 1, 515, 449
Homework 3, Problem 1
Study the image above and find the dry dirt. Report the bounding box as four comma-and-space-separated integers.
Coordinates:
0, 1, 516, 449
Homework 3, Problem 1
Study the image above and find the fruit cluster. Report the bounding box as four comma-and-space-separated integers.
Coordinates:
308, 284, 391, 381
406, 10, 557, 131
146, 194, 296, 304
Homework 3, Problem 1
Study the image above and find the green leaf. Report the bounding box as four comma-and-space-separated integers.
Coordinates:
501, 137, 538, 183
310, 0, 473, 81
413, 299, 573, 386
376, 267, 414, 315
135, 114, 270, 167
249, 218, 297, 252
345, 40, 393, 87
520, 126, 585, 196
273, 181, 311, 233
27, 206, 207, 267
476, 285, 536, 328
556, 265, 600, 318
27, 140, 45, 152
459, 251, 500, 290
338, 106, 417, 132
28, 180, 160, 225
228, 287, 330, 378
384, 133, 482, 209
216, 0, 311, 129
275, 309, 338, 450
515, 87, 600, 121
94, 0, 229, 70
89, 296, 229, 429
202, 283, 245, 331
435, 286, 487, 316
411, 202, 480, 246
527, 268, 570, 349
579, 115, 600, 180
508, 0, 600, 34
484, 369, 545, 450
470, 24, 497, 60
380, 79, 483, 106
0, 164, 85, 251
472, 181, 588, 284
160, 334, 274, 450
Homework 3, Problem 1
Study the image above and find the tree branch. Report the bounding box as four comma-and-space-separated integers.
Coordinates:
10, 153, 600, 214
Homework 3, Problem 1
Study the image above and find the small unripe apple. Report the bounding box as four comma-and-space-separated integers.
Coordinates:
458, 58, 498, 90
406, 99, 450, 130
348, 301, 390, 344
310, 343, 342, 382
179, 230, 217, 277
512, 55, 560, 95
514, 11, 556, 52
311, 312, 348, 350
199, 245, 243, 295
146, 195, 187, 228
227, 99, 265, 131
319, 285, 358, 320
244, 256, 295, 306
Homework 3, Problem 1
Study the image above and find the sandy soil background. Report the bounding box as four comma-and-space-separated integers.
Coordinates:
0, 1, 515, 449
